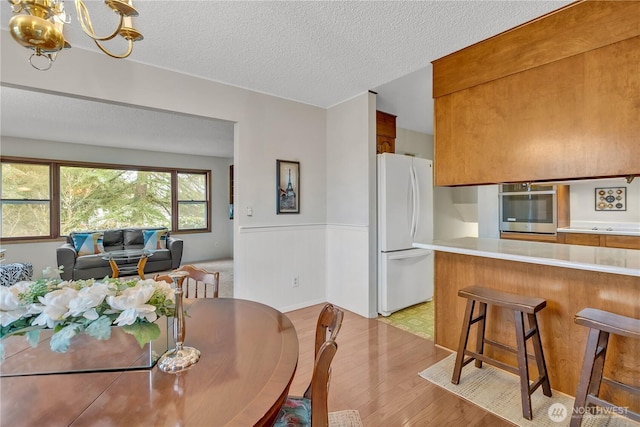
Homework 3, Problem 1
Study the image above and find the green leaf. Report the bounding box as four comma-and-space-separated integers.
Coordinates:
85, 316, 113, 340
50, 324, 81, 353
121, 322, 160, 347
26, 329, 41, 347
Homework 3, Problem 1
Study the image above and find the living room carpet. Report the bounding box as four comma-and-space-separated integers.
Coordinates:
151, 258, 234, 298
419, 353, 638, 427
377, 300, 434, 340
187, 259, 234, 298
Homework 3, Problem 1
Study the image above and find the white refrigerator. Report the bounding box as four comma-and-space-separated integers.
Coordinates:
377, 153, 434, 317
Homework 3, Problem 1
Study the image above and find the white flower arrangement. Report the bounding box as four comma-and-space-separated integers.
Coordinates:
0, 268, 175, 360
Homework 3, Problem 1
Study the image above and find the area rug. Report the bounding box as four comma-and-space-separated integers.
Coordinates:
377, 300, 434, 340
419, 353, 638, 427
329, 410, 364, 427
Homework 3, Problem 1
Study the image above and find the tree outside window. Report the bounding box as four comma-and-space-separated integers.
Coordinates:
1, 159, 211, 240
177, 172, 208, 230
1, 162, 51, 238
60, 167, 172, 235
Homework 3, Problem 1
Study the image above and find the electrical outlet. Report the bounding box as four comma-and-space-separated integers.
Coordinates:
292, 276, 299, 287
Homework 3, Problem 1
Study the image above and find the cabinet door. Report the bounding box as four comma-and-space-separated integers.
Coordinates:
561, 233, 602, 247
376, 111, 396, 138
500, 232, 558, 243
603, 235, 640, 250
434, 37, 640, 185
376, 136, 395, 154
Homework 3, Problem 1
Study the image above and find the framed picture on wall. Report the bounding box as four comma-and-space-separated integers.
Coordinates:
276, 160, 300, 214
595, 187, 626, 211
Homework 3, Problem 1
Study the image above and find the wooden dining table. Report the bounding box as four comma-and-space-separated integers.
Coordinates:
0, 298, 299, 427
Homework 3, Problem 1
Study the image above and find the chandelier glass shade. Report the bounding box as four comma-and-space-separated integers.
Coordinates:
7, 0, 143, 70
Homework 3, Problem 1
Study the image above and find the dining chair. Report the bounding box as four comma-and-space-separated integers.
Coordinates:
153, 273, 186, 286
175, 264, 220, 298
306, 303, 344, 397
273, 339, 338, 427
273, 303, 344, 426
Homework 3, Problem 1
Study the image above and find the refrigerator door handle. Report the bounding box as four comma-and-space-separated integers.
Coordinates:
410, 164, 418, 239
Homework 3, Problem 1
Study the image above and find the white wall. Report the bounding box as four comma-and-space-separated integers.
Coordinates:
326, 93, 375, 318
396, 128, 479, 239
237, 225, 326, 312
395, 128, 433, 159
0, 137, 233, 277
477, 185, 500, 238
2, 35, 329, 312
568, 178, 640, 227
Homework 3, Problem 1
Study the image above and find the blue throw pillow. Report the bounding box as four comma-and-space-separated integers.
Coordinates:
72, 232, 105, 256
143, 229, 168, 250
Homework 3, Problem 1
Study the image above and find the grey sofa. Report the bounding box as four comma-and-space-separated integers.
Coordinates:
56, 227, 183, 281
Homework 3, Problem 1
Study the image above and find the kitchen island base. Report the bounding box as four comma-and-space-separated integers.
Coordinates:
434, 251, 639, 413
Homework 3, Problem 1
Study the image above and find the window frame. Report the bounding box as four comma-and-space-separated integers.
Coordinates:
176, 172, 210, 232
1, 156, 211, 242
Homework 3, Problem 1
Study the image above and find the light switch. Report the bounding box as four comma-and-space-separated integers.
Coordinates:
246, 207, 253, 216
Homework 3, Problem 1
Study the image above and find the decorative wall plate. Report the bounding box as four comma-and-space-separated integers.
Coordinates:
595, 187, 626, 211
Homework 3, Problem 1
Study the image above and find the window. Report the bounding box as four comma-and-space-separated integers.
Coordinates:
177, 172, 208, 230
1, 161, 52, 239
1, 158, 210, 240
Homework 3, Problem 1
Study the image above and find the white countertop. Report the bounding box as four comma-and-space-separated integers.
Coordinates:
557, 227, 640, 236
558, 221, 640, 236
413, 237, 640, 277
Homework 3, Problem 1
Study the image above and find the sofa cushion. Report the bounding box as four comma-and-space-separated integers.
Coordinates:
148, 249, 171, 262
72, 232, 105, 256
74, 253, 110, 270
143, 229, 168, 250
102, 229, 124, 251
123, 229, 144, 247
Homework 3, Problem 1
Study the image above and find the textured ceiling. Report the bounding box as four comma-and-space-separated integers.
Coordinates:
1, 0, 572, 157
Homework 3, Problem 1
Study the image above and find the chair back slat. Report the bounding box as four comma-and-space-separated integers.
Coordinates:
276, 304, 344, 427
176, 264, 220, 298
314, 304, 344, 357
304, 304, 344, 401
310, 340, 338, 427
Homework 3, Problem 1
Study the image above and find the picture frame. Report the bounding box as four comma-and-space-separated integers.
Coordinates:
276, 160, 300, 214
595, 187, 626, 211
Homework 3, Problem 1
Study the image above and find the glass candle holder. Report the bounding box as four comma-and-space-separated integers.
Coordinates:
157, 271, 201, 373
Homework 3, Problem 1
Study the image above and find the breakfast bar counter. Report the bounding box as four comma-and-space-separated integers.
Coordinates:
414, 237, 640, 277
414, 237, 639, 411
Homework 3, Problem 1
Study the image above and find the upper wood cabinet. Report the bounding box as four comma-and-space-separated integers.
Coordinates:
432, 1, 640, 186
376, 110, 396, 154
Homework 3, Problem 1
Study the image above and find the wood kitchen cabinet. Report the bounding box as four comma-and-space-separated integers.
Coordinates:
557, 233, 640, 250
500, 232, 558, 243
431, 1, 640, 186
502, 232, 640, 250
376, 110, 396, 154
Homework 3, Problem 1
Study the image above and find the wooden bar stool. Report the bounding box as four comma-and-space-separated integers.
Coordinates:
451, 286, 552, 420
570, 308, 640, 427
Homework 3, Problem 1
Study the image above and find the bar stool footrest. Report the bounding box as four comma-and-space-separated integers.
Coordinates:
601, 377, 640, 396
453, 286, 552, 421
585, 396, 640, 423
483, 338, 540, 362
464, 350, 519, 376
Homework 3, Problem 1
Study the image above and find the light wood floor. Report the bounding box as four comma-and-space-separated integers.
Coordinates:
285, 303, 514, 427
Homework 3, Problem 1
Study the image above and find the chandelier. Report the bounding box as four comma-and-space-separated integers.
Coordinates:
7, 0, 143, 71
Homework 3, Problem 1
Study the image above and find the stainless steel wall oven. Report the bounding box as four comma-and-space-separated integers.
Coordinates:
499, 183, 558, 234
